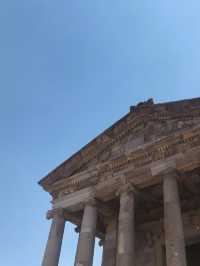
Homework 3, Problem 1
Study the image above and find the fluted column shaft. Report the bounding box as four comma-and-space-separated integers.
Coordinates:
163, 171, 187, 266
116, 184, 135, 266
74, 201, 97, 266
42, 210, 65, 266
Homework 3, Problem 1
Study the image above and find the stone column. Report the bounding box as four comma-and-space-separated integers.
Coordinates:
116, 183, 135, 266
74, 199, 98, 266
101, 218, 118, 266
163, 170, 187, 266
42, 209, 65, 266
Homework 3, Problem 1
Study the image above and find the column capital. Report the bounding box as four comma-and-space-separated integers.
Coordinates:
46, 208, 65, 220
116, 182, 138, 197
162, 168, 179, 179
84, 197, 98, 207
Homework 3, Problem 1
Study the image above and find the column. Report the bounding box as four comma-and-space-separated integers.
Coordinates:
116, 183, 135, 266
163, 170, 187, 266
101, 218, 118, 266
42, 209, 65, 266
74, 199, 98, 266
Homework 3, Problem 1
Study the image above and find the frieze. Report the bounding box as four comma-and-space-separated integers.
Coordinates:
39, 98, 200, 190
74, 112, 200, 175
49, 126, 200, 197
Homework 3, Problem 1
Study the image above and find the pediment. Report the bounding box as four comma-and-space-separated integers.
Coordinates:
80, 115, 200, 170
39, 97, 200, 190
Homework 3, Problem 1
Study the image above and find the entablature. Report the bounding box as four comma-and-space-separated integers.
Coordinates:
49, 124, 200, 201
39, 97, 200, 190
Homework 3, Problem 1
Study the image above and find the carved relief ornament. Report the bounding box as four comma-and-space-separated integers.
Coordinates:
50, 126, 200, 197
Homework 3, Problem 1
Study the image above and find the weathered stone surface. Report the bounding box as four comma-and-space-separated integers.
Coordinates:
48, 125, 200, 201
163, 171, 187, 266
39, 97, 200, 189
135, 231, 156, 266
53, 187, 95, 211
101, 219, 117, 266
39, 98, 200, 266
116, 185, 135, 266
74, 203, 97, 266
42, 211, 65, 266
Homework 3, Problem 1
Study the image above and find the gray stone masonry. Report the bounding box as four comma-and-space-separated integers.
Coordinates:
163, 171, 187, 266
101, 218, 118, 266
116, 185, 135, 266
74, 202, 97, 266
42, 211, 65, 266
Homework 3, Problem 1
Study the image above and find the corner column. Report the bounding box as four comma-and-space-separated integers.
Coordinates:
163, 170, 187, 266
116, 184, 135, 266
74, 199, 98, 266
42, 209, 65, 266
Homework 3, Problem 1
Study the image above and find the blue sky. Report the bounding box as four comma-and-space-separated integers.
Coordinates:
0, 0, 200, 265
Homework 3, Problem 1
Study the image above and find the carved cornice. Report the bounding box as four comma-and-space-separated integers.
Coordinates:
49, 125, 200, 198
68, 109, 200, 174
39, 98, 200, 189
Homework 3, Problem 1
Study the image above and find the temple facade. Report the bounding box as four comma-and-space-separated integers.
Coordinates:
39, 97, 200, 266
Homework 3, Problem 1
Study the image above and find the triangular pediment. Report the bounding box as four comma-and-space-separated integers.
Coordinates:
39, 97, 200, 189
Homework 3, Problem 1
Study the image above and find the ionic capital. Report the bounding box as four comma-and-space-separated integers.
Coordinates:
116, 182, 138, 197
162, 168, 180, 181
84, 198, 97, 208
46, 208, 65, 220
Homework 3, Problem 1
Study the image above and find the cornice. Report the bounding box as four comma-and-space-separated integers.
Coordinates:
39, 98, 200, 189
48, 125, 200, 199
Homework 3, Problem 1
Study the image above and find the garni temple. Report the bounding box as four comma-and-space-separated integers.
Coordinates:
39, 97, 200, 266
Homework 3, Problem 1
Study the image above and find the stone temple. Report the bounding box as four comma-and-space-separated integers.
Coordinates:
39, 97, 200, 266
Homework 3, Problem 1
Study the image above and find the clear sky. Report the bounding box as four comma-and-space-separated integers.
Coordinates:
0, 0, 200, 265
